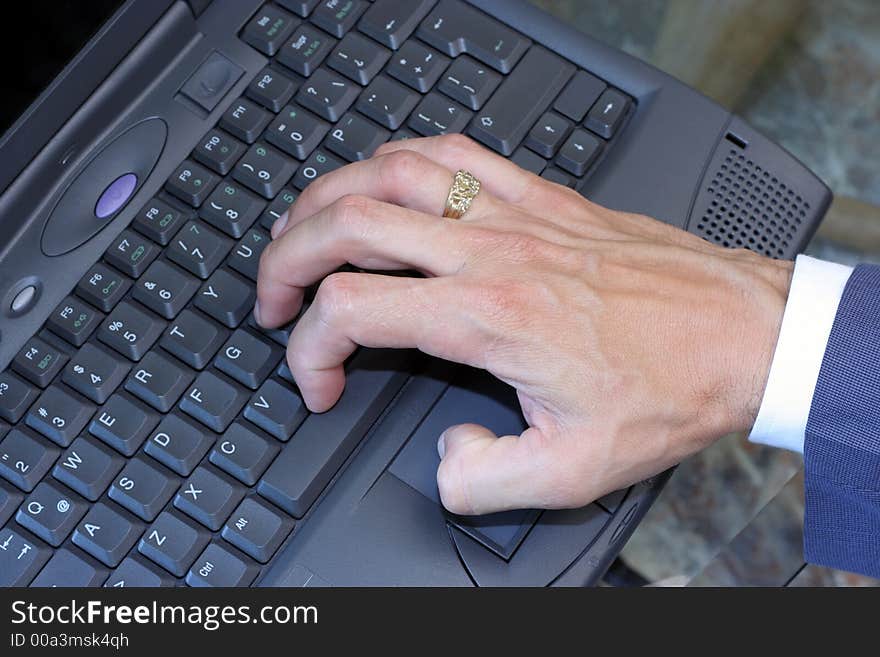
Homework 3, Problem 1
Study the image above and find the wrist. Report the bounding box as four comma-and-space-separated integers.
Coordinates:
720, 250, 794, 434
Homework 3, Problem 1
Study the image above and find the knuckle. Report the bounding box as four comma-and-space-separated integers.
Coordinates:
436, 455, 473, 515
377, 149, 423, 191
437, 132, 476, 158
328, 194, 375, 237
313, 272, 359, 322
471, 278, 531, 326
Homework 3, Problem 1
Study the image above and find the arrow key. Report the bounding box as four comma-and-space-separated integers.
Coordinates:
525, 111, 572, 158
556, 129, 602, 177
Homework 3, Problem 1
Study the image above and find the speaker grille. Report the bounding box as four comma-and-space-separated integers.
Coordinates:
692, 146, 810, 258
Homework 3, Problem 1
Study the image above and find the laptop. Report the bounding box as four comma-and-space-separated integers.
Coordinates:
0, 0, 830, 587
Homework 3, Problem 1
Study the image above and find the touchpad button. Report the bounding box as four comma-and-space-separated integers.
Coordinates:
389, 369, 540, 560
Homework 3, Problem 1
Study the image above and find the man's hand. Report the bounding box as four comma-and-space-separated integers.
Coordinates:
255, 134, 793, 516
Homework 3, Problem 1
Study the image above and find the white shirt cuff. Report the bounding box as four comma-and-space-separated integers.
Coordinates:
748, 254, 854, 453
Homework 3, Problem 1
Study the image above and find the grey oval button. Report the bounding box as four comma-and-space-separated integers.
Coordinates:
95, 173, 138, 219
11, 285, 37, 313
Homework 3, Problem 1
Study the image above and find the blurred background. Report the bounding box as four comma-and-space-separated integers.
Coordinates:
531, 0, 880, 586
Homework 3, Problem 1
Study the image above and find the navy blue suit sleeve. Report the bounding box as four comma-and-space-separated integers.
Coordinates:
805, 264, 880, 578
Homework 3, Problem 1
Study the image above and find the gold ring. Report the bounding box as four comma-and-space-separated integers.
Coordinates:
442, 170, 481, 220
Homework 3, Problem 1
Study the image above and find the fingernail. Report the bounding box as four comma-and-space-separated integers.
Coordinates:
253, 299, 264, 326
437, 432, 447, 459
271, 210, 289, 239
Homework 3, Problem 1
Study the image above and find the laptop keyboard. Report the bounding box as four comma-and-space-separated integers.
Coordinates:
0, 0, 634, 587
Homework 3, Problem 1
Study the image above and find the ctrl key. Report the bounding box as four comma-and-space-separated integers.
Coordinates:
0, 525, 51, 586
186, 542, 259, 587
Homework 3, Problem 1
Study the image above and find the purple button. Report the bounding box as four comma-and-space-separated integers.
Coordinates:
95, 173, 137, 218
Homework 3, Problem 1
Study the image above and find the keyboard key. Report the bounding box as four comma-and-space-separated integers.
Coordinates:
0, 371, 40, 423
585, 88, 632, 139
259, 189, 298, 230
12, 337, 68, 388
105, 555, 175, 587
0, 526, 52, 586
469, 47, 575, 156
89, 393, 159, 456
180, 370, 249, 433
233, 142, 298, 200
277, 0, 320, 17
133, 197, 192, 246
133, 260, 200, 319
310, 0, 366, 37
76, 262, 132, 312
386, 40, 448, 92
266, 105, 330, 161
0, 480, 24, 526
258, 349, 409, 516
510, 147, 546, 175
0, 427, 60, 492
276, 360, 295, 384
160, 310, 228, 370
554, 70, 607, 123
145, 412, 215, 477
167, 220, 233, 279
200, 181, 264, 238
109, 456, 179, 522
542, 166, 575, 188
219, 98, 272, 144
278, 24, 336, 77
73, 501, 144, 568
46, 296, 104, 347
174, 466, 246, 531
248, 311, 299, 347
165, 160, 220, 208
295, 68, 360, 122
209, 421, 279, 486
359, 0, 435, 50
16, 480, 87, 547
186, 541, 259, 587
556, 128, 602, 177
125, 350, 194, 413
193, 129, 246, 176
241, 3, 299, 56
139, 510, 209, 577
246, 66, 299, 112
356, 75, 419, 130
228, 228, 270, 281
418, 0, 529, 73
438, 55, 501, 110
292, 148, 345, 190
104, 229, 160, 278
327, 32, 389, 85
215, 330, 283, 390
195, 268, 256, 328
25, 385, 95, 447
63, 343, 131, 404
244, 379, 307, 441
409, 92, 471, 136
326, 112, 390, 161
525, 111, 572, 158
222, 496, 294, 562
98, 301, 166, 362
52, 436, 123, 501
30, 547, 108, 587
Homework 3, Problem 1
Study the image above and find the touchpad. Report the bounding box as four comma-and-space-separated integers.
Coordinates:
388, 369, 540, 560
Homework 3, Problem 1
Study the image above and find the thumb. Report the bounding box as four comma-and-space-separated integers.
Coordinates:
436, 423, 560, 515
